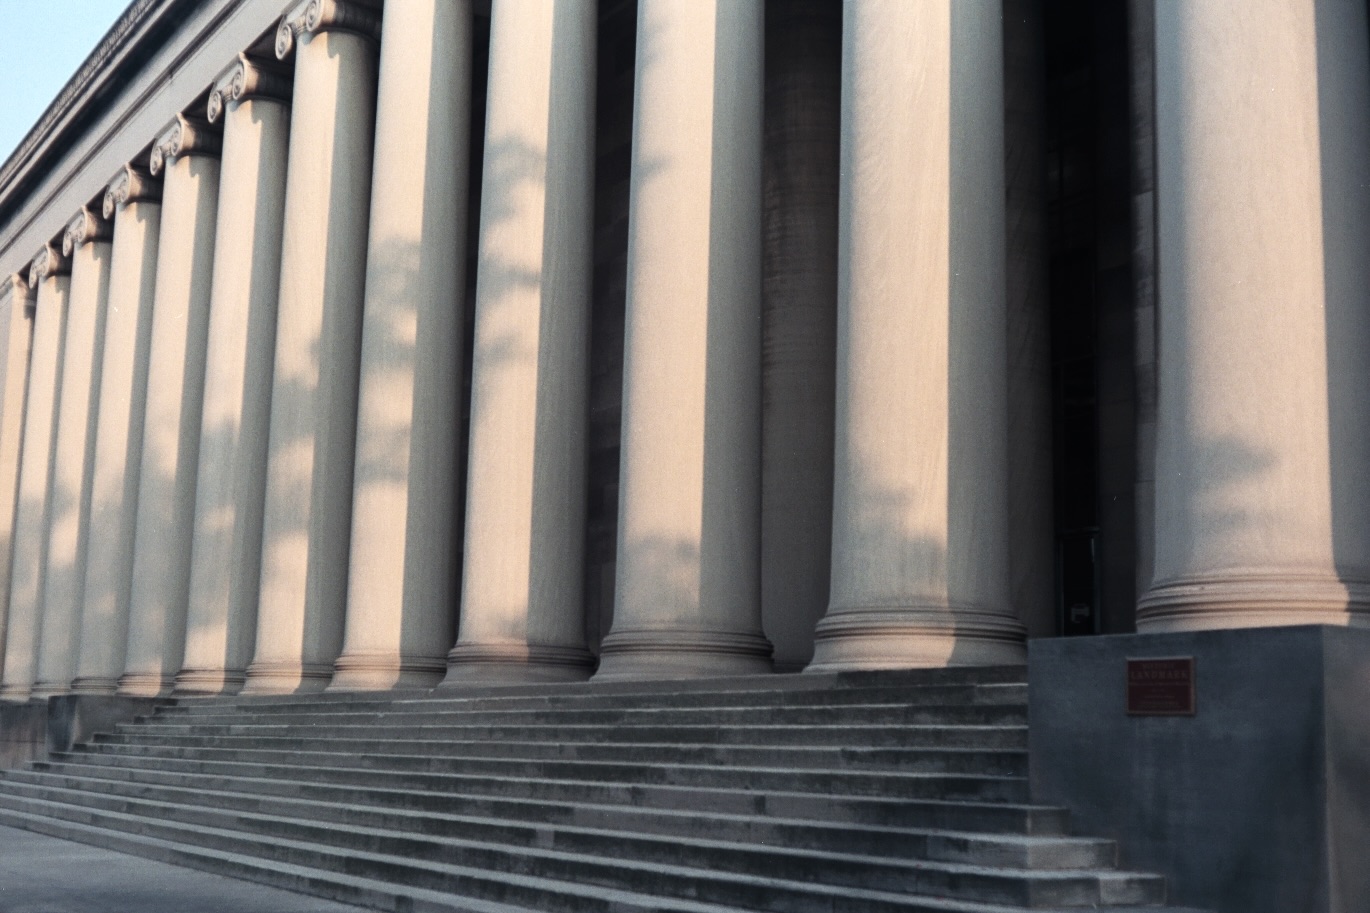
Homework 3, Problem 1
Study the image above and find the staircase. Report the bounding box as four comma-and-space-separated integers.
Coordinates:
0, 667, 1206, 912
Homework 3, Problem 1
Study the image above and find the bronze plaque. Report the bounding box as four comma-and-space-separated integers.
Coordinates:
1126, 656, 1196, 716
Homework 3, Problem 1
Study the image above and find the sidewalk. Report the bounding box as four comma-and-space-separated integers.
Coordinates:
0, 825, 367, 913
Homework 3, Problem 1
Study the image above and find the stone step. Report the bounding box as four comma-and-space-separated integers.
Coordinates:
0, 791, 1166, 909
0, 768, 1113, 868
87, 733, 1029, 776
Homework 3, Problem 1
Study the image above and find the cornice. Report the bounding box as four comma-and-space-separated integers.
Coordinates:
29, 244, 72, 287
103, 164, 162, 218
207, 52, 292, 123
275, 0, 382, 60
62, 207, 114, 256
149, 113, 223, 176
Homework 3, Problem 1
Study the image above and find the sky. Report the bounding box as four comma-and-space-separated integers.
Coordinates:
0, 0, 133, 166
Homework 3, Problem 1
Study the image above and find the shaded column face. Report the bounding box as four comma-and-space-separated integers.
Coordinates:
443, 0, 596, 686
119, 114, 222, 697
0, 275, 36, 686
0, 245, 71, 700
245, 0, 380, 695
335, 0, 474, 693
1141, 0, 1370, 631
807, 0, 1024, 671
71, 166, 162, 695
31, 208, 113, 699
179, 52, 292, 697
594, 0, 772, 681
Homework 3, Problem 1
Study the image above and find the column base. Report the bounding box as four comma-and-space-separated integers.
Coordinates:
1137, 573, 1370, 632
28, 681, 72, 700
441, 642, 595, 687
327, 652, 447, 692
239, 661, 334, 695
172, 668, 247, 696
116, 672, 175, 697
806, 607, 1027, 672
593, 627, 773, 681
0, 684, 33, 702
69, 676, 120, 696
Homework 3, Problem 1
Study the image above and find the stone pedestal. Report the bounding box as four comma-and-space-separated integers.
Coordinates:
596, 0, 772, 680
808, 1, 1024, 671
246, 0, 380, 694
334, 0, 472, 692
1140, 0, 1370, 631
443, 0, 596, 686
0, 275, 35, 687
120, 116, 221, 697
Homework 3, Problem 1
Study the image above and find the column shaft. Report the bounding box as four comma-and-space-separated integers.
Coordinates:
247, 1, 379, 694
808, 0, 1024, 670
0, 275, 35, 686
335, 0, 473, 692
1140, 0, 1370, 629
71, 167, 162, 694
179, 55, 291, 695
32, 210, 112, 698
0, 247, 71, 700
120, 117, 221, 696
596, 0, 772, 680
445, 0, 596, 685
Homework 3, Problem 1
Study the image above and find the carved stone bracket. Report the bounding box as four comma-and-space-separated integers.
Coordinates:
149, 112, 222, 176
62, 206, 114, 256
103, 164, 162, 219
276, 0, 382, 60
28, 243, 72, 287
207, 52, 293, 123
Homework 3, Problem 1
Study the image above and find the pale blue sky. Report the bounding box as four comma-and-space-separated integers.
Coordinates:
0, 0, 133, 165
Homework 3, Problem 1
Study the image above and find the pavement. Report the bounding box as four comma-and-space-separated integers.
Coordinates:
0, 825, 367, 913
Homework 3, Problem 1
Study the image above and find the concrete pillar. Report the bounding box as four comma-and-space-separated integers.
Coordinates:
246, 0, 380, 694
0, 245, 71, 700
595, 0, 772, 680
178, 54, 292, 696
808, 1, 1024, 671
0, 275, 35, 686
119, 115, 222, 696
31, 209, 113, 698
334, 0, 473, 692
1140, 0, 1370, 630
444, 0, 596, 685
70, 166, 162, 695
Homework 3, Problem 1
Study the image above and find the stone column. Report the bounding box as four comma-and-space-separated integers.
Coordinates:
807, 1, 1024, 671
0, 245, 70, 700
1139, 0, 1370, 630
0, 275, 35, 686
595, 0, 772, 680
178, 53, 291, 696
119, 116, 221, 696
70, 166, 162, 694
31, 209, 112, 698
333, 0, 472, 692
444, 0, 596, 685
246, 0, 380, 694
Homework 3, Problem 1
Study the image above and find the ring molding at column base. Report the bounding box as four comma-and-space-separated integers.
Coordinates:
28, 681, 74, 700
69, 676, 121, 696
806, 607, 1027, 672
172, 668, 247, 696
593, 627, 774, 681
239, 660, 335, 695
441, 642, 594, 687
327, 652, 448, 692
115, 671, 176, 697
1137, 573, 1370, 633
0, 684, 34, 702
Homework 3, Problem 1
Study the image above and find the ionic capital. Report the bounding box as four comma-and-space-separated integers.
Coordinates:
149, 113, 222, 177
28, 243, 71, 287
275, 0, 382, 60
62, 206, 113, 256
103, 164, 161, 218
0, 272, 32, 308
207, 52, 292, 123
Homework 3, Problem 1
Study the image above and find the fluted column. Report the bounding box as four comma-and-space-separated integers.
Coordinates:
178, 54, 292, 696
0, 275, 35, 686
246, 0, 380, 694
808, 1, 1024, 671
1139, 0, 1370, 630
119, 115, 222, 696
596, 0, 772, 680
0, 246, 71, 700
444, 0, 596, 685
71, 167, 162, 694
31, 209, 113, 698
